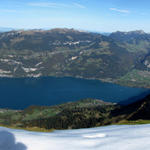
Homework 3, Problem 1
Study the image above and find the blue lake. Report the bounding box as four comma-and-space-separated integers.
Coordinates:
0, 77, 149, 109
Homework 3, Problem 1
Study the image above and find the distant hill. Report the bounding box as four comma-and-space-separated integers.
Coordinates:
0, 28, 150, 87
110, 30, 150, 52
100, 32, 111, 36
0, 27, 14, 32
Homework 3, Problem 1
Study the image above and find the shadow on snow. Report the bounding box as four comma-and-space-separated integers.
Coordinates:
0, 130, 27, 150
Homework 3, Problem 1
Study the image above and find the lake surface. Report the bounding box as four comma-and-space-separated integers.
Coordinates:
0, 77, 149, 109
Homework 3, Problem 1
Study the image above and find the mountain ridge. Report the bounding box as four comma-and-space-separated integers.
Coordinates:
0, 28, 150, 88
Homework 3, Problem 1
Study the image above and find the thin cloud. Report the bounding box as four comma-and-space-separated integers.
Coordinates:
73, 3, 86, 9
28, 2, 69, 8
110, 8, 130, 14
28, 2, 85, 9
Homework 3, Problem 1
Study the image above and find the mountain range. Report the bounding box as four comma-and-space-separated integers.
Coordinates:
0, 28, 150, 88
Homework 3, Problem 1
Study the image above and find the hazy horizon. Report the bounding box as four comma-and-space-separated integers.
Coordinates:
0, 26, 149, 34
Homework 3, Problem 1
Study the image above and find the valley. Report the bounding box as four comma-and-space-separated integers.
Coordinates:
1, 28, 150, 131
1, 0, 150, 149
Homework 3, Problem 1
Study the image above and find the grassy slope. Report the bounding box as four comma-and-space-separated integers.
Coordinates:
116, 69, 150, 88
1, 96, 150, 131
0, 99, 117, 130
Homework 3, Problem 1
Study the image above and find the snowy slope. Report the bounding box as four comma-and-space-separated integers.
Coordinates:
0, 125, 150, 150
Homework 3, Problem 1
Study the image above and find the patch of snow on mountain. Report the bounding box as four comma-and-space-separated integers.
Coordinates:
1, 124, 150, 150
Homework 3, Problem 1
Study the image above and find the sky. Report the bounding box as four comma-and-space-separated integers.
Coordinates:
1, 0, 150, 32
